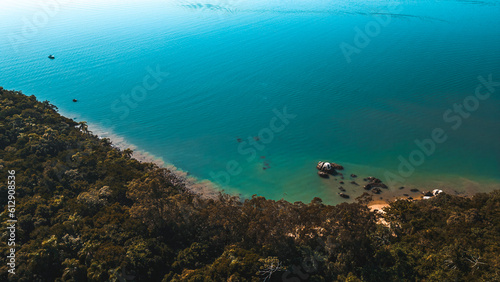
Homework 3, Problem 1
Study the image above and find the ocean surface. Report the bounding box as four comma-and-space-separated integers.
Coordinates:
1, 0, 499, 204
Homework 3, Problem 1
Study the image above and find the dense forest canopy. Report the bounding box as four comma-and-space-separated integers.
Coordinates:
1, 87, 499, 281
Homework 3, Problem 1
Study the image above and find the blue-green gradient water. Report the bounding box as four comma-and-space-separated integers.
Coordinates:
1, 0, 499, 204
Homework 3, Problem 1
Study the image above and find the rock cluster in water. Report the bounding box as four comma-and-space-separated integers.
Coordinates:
316, 161, 392, 199
316, 161, 448, 202
363, 177, 388, 193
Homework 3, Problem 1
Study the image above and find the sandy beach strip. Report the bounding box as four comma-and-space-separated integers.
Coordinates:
84, 120, 222, 199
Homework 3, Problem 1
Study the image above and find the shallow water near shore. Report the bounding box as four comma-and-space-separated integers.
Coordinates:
1, 0, 500, 204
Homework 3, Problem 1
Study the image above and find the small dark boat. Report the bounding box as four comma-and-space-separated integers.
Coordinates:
48, 55, 55, 59
72, 99, 78, 102
339, 193, 350, 199
317, 171, 329, 178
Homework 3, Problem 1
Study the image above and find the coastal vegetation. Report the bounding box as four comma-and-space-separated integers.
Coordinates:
1, 87, 500, 281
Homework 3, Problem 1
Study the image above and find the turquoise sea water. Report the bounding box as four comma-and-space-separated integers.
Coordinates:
1, 0, 499, 204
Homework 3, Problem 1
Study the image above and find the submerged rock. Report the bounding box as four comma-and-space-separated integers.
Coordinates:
339, 192, 350, 199
331, 163, 344, 170
317, 171, 329, 178
367, 177, 382, 183
363, 177, 388, 190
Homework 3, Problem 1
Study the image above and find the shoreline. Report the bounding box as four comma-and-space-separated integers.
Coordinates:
86, 120, 496, 205
366, 184, 484, 212
83, 119, 223, 200
55, 109, 498, 206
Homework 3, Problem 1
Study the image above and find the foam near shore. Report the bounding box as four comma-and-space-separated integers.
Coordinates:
57, 109, 500, 206
71, 116, 223, 200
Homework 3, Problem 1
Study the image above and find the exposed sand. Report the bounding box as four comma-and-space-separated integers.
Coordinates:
56, 109, 500, 206
367, 187, 471, 213
88, 126, 495, 205
368, 201, 390, 212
